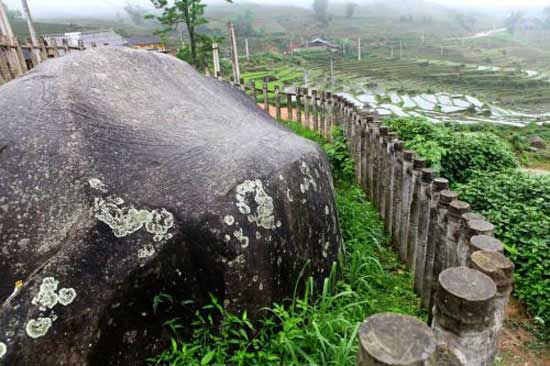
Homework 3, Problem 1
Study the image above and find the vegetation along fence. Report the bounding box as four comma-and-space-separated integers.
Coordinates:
224, 78, 515, 366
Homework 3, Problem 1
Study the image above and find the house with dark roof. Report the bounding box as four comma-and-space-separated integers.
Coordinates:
307, 38, 340, 51
126, 36, 166, 53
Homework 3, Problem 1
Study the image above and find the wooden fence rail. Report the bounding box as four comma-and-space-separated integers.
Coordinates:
0, 35, 89, 85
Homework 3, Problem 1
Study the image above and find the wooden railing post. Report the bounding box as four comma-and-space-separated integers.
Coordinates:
311, 90, 318, 132
357, 313, 436, 366
262, 81, 269, 112
275, 86, 281, 120
296, 87, 302, 123
287, 92, 293, 121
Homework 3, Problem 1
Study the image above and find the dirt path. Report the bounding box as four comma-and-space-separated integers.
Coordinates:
498, 298, 550, 366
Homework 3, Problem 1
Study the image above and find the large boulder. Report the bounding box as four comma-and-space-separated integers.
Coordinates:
0, 47, 341, 365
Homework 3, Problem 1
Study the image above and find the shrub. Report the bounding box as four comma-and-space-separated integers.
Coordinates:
455, 170, 550, 339
383, 117, 518, 183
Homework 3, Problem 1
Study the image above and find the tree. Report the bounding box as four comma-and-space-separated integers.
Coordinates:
149, 0, 232, 67
345, 2, 357, 19
124, 3, 147, 25
505, 11, 524, 34
313, 0, 329, 24
233, 9, 255, 36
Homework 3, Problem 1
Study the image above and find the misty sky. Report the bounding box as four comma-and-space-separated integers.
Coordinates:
4, 0, 550, 18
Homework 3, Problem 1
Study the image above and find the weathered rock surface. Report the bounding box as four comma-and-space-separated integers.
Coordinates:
0, 47, 341, 365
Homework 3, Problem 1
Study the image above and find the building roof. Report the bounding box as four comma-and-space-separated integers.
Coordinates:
308, 38, 339, 49
42, 29, 127, 48
126, 35, 163, 46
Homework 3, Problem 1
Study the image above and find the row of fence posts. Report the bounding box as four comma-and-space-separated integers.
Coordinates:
224, 78, 515, 366
0, 35, 92, 84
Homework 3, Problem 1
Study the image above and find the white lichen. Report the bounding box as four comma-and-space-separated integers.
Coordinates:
0, 342, 6, 359
32, 277, 59, 310
224, 215, 235, 226
286, 189, 294, 202
25, 317, 53, 339
57, 288, 77, 306
32, 277, 77, 310
322, 241, 331, 258
235, 180, 275, 230
94, 197, 174, 241
325, 206, 330, 215
233, 228, 249, 248
299, 161, 318, 194
89, 178, 107, 192
137, 244, 155, 259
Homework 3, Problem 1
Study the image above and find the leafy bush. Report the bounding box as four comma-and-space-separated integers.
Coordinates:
150, 125, 421, 365
439, 132, 517, 183
383, 117, 518, 183
455, 170, 550, 339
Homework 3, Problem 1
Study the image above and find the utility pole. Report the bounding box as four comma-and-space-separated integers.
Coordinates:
245, 38, 250, 60
21, 0, 41, 62
227, 21, 240, 84
357, 37, 361, 61
212, 43, 221, 78
399, 40, 403, 59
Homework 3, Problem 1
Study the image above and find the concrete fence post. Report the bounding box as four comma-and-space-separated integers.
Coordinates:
399, 150, 414, 261
275, 86, 281, 120
390, 143, 405, 250
445, 200, 471, 269
430, 190, 459, 313
383, 133, 398, 234
468, 235, 504, 260
456, 219, 495, 267
62, 38, 70, 55
422, 178, 449, 309
360, 118, 368, 190
249, 80, 257, 102
287, 92, 293, 121
414, 168, 434, 299
376, 127, 389, 212
432, 267, 498, 366
306, 94, 312, 129
296, 88, 302, 123
378, 131, 391, 216
312, 90, 319, 132
406, 158, 427, 271
304, 88, 310, 127
354, 118, 364, 184
319, 91, 326, 133
469, 250, 514, 335
262, 81, 269, 112
326, 92, 333, 133
357, 313, 436, 366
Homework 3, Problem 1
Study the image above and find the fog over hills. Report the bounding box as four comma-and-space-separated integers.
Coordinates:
2, 0, 548, 19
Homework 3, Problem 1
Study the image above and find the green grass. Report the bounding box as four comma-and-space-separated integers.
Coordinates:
150, 124, 422, 366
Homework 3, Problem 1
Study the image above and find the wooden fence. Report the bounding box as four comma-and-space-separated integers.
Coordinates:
0, 35, 90, 85
230, 78, 514, 366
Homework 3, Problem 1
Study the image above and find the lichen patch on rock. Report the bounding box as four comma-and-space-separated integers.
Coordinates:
235, 179, 276, 230
25, 317, 53, 339
0, 342, 6, 359
137, 244, 155, 259
94, 197, 174, 241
